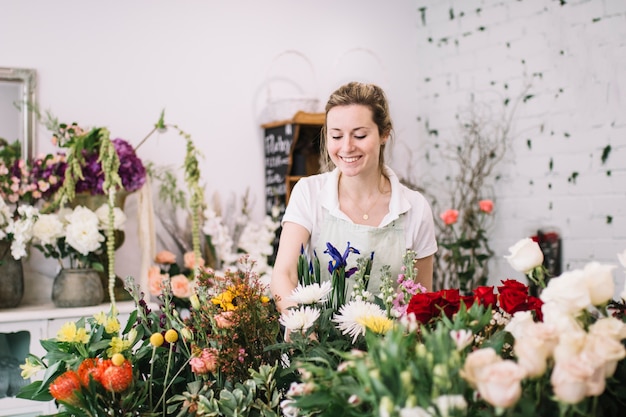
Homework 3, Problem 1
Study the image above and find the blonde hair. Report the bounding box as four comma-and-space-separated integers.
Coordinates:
319, 82, 393, 172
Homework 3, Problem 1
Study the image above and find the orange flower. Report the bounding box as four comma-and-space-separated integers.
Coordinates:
478, 199, 494, 214
440, 209, 459, 225
49, 370, 81, 406
155, 250, 177, 264
184, 251, 205, 269
77, 358, 102, 387
170, 274, 194, 298
98, 358, 133, 393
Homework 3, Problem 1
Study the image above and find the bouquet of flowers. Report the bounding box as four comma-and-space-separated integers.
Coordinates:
30, 204, 126, 270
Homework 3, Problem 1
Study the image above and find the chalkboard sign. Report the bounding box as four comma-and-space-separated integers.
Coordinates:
264, 123, 294, 217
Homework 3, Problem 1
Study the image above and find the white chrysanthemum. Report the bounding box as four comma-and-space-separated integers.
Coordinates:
95, 204, 127, 230
279, 306, 320, 332
32, 214, 65, 245
332, 300, 387, 343
289, 281, 332, 305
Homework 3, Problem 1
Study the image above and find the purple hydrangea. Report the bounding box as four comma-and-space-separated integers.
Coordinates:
75, 138, 146, 195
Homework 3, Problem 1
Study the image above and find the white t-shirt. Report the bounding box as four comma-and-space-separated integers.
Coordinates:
282, 166, 438, 286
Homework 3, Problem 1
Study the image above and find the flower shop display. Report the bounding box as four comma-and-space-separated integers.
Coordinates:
0, 138, 67, 307
17, 236, 626, 417
30, 204, 127, 307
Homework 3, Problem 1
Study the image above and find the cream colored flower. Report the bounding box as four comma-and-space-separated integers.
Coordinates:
475, 360, 526, 409
582, 262, 616, 306
20, 357, 44, 379
550, 356, 595, 404
504, 238, 544, 273
514, 337, 549, 378
431, 395, 468, 417
95, 204, 127, 230
450, 329, 473, 351
540, 270, 591, 315
32, 213, 64, 245
460, 347, 502, 388
589, 316, 626, 342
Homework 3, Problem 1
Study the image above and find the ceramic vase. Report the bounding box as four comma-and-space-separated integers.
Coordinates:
52, 268, 104, 308
0, 240, 24, 309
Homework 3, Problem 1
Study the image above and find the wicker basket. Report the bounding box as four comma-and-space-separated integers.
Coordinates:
259, 50, 320, 125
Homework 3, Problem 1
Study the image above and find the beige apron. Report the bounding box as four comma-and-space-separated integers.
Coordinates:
313, 212, 406, 298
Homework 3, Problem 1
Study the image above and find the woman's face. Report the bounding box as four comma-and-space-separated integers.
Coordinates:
326, 104, 386, 178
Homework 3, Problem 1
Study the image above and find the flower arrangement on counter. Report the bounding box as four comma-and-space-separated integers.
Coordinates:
17, 237, 626, 417
30, 204, 126, 270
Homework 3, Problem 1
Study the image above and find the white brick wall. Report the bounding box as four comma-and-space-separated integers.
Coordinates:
410, 0, 626, 292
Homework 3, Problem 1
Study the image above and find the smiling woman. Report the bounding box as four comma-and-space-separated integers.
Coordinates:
0, 67, 36, 160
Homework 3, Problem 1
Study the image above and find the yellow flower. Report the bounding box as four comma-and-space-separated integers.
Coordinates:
261, 295, 270, 303
20, 357, 43, 379
359, 316, 393, 335
107, 336, 133, 356
94, 311, 107, 325
211, 290, 236, 311
57, 322, 90, 343
105, 316, 120, 334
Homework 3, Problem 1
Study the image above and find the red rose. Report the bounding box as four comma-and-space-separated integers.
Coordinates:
472, 286, 497, 307
526, 296, 544, 321
498, 279, 532, 315
438, 289, 461, 318
439, 209, 459, 225
407, 292, 440, 324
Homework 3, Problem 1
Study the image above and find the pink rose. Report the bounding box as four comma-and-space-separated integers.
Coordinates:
439, 209, 459, 225
200, 348, 218, 373
148, 266, 166, 296
184, 251, 205, 269
170, 274, 193, 298
189, 357, 209, 374
460, 348, 501, 388
478, 199, 494, 214
550, 357, 594, 404
475, 360, 526, 409
155, 250, 177, 264
214, 311, 235, 329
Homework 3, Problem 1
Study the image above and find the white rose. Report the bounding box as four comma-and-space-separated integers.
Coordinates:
551, 356, 594, 404
32, 214, 65, 245
540, 270, 591, 315
460, 347, 501, 388
65, 206, 99, 228
65, 220, 105, 255
541, 302, 582, 334
95, 205, 127, 230
430, 395, 467, 417
504, 238, 544, 273
582, 333, 626, 378
514, 337, 549, 378
582, 262, 616, 306
475, 360, 526, 409
552, 329, 587, 363
504, 311, 535, 339
589, 316, 626, 342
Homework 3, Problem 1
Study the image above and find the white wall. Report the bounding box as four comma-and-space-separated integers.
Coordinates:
0, 0, 422, 304
413, 0, 626, 291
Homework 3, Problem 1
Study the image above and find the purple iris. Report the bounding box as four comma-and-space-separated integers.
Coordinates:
324, 241, 360, 277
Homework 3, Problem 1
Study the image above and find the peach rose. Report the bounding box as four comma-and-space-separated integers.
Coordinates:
475, 360, 526, 409
514, 337, 549, 378
155, 250, 177, 264
184, 251, 205, 269
170, 274, 193, 298
148, 266, 166, 296
439, 209, 459, 226
550, 357, 594, 404
478, 199, 494, 214
460, 347, 501, 388
214, 311, 235, 329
